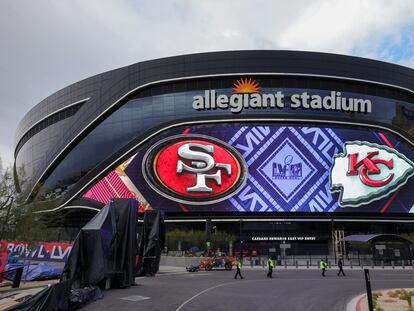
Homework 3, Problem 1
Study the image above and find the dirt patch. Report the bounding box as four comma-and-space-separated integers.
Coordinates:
359, 288, 414, 311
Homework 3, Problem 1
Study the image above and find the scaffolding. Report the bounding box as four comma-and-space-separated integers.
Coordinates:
332, 230, 346, 261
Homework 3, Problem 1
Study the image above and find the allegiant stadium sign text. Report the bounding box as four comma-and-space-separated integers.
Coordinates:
192, 90, 372, 114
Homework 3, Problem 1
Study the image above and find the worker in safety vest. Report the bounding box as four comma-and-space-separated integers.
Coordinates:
267, 257, 274, 278
234, 258, 244, 279
320, 259, 327, 277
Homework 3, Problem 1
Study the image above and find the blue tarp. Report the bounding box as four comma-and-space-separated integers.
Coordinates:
7, 253, 20, 264
5, 262, 63, 281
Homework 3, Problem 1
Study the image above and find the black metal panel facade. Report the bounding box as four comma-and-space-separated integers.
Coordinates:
14, 51, 414, 208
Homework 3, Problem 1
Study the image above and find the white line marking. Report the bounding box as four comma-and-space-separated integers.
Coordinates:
176, 281, 238, 311
175, 279, 275, 311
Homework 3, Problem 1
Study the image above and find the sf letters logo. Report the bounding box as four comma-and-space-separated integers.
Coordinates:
347, 151, 394, 187
144, 134, 247, 205
177, 143, 231, 193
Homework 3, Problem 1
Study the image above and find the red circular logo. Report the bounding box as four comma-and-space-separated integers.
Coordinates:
143, 135, 247, 205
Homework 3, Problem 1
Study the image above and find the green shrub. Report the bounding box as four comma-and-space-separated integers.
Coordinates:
165, 229, 235, 252
372, 296, 378, 308
399, 289, 413, 308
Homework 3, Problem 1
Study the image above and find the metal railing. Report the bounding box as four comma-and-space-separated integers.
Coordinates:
240, 255, 413, 269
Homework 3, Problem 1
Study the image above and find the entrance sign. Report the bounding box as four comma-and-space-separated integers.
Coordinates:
251, 236, 317, 241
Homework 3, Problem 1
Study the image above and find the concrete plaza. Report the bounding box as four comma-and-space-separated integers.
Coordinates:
82, 267, 414, 311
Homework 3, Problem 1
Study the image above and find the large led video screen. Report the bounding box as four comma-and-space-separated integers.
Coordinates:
83, 123, 414, 214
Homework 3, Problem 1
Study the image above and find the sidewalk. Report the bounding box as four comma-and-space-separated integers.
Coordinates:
159, 264, 414, 271
211, 265, 413, 270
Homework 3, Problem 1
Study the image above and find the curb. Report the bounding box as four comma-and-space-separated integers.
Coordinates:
355, 294, 366, 311
346, 293, 365, 311
161, 264, 414, 270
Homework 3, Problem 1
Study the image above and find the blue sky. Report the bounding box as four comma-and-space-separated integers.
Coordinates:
0, 0, 413, 167
352, 24, 414, 67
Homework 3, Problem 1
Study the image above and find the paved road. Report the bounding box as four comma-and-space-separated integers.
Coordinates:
82, 269, 414, 311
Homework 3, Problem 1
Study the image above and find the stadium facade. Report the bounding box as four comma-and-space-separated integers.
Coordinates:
14, 51, 414, 259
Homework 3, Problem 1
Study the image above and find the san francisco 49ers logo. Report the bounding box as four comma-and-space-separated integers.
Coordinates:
142, 135, 247, 205
330, 141, 414, 207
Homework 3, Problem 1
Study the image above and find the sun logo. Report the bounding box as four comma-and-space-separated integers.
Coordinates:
232, 78, 261, 94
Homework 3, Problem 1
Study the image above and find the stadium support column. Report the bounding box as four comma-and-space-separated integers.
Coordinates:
239, 219, 243, 260
331, 218, 336, 264
206, 218, 212, 253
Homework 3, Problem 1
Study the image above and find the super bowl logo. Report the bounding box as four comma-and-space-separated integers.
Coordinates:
330, 141, 414, 207
142, 135, 248, 205
272, 155, 303, 180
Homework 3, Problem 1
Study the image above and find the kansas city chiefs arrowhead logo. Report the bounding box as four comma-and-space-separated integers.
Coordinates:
330, 141, 414, 207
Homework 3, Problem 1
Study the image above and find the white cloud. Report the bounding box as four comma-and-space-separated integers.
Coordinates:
0, 0, 413, 166
0, 143, 13, 168
278, 0, 414, 53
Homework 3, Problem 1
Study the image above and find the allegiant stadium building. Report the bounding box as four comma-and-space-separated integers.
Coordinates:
14, 51, 414, 259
